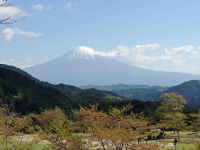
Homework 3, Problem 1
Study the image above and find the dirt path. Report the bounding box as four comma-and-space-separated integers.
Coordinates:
21, 134, 175, 149
21, 134, 49, 144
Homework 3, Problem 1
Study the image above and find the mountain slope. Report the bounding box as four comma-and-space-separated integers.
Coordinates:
0, 66, 73, 115
165, 80, 200, 105
52, 84, 124, 101
80, 84, 164, 91
80, 84, 166, 101
26, 46, 200, 86
0, 64, 158, 115
98, 80, 200, 105
0, 65, 124, 115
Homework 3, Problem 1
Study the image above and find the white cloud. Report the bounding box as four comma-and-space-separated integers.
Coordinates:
0, 58, 33, 69
66, 2, 73, 10
0, 5, 27, 18
75, 44, 200, 74
164, 45, 194, 56
112, 44, 199, 68
190, 51, 199, 58
14, 28, 43, 37
114, 44, 200, 73
0, 0, 6, 6
114, 44, 161, 64
0, 28, 43, 42
32, 4, 51, 12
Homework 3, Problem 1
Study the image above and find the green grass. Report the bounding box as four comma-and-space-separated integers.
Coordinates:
148, 131, 200, 150
159, 136, 200, 150
0, 135, 48, 150
163, 143, 195, 150
0, 142, 47, 150
32, 143, 48, 150
1, 131, 200, 150
166, 131, 200, 137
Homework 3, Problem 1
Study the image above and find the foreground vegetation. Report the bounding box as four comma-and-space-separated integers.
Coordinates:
1, 92, 200, 149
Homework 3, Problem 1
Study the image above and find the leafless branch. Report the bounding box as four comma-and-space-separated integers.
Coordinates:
0, 0, 17, 25
0, 17, 17, 25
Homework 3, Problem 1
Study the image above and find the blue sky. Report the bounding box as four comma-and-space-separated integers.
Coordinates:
1, 0, 200, 74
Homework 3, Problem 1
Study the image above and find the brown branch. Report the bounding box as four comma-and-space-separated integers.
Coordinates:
0, 1, 18, 25
0, 17, 16, 25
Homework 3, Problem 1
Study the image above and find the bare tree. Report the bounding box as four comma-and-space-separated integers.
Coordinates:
0, 0, 17, 25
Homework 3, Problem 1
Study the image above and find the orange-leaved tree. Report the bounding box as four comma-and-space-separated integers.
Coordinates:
78, 104, 153, 150
0, 103, 33, 150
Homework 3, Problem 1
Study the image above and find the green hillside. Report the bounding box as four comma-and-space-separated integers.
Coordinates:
81, 81, 200, 106
80, 84, 167, 101
80, 84, 163, 91
0, 65, 125, 115
53, 84, 124, 101
0, 66, 73, 115
166, 80, 200, 105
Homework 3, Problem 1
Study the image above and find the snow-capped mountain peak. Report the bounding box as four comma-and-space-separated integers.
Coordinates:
72, 46, 96, 59
26, 46, 200, 86
67, 46, 117, 60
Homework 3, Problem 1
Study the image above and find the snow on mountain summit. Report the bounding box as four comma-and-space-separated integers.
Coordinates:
71, 46, 97, 59
67, 46, 117, 60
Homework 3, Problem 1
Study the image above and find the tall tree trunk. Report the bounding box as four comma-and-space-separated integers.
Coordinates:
100, 138, 106, 150
177, 130, 180, 140
6, 136, 9, 150
6, 120, 9, 150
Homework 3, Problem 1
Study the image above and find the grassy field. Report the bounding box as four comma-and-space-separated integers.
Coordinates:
157, 131, 200, 150
0, 142, 47, 150
0, 131, 200, 150
0, 135, 47, 150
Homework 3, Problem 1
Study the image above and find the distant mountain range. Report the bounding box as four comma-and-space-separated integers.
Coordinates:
80, 84, 167, 101
82, 80, 200, 105
80, 84, 165, 91
26, 46, 200, 86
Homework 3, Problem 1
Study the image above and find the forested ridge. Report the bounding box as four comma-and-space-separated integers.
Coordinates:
0, 64, 158, 116
83, 80, 200, 106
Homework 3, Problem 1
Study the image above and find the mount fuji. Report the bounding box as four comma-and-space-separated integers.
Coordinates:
26, 46, 200, 86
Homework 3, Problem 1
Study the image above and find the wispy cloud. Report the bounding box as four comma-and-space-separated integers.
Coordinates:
0, 5, 27, 18
76, 44, 200, 74
64, 1, 77, 10
113, 44, 197, 67
0, 28, 43, 42
0, 58, 33, 69
66, 2, 73, 10
32, 4, 51, 12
